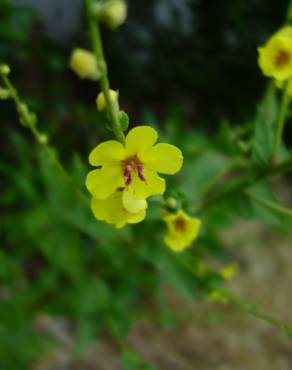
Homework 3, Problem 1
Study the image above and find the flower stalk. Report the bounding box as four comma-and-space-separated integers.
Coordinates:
0, 69, 89, 206
271, 80, 290, 164
84, 0, 125, 143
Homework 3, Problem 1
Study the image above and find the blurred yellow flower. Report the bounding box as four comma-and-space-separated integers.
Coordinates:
70, 48, 100, 80
96, 90, 118, 111
220, 262, 238, 281
258, 26, 292, 81
163, 210, 201, 252
86, 126, 183, 200
91, 189, 147, 228
208, 290, 227, 303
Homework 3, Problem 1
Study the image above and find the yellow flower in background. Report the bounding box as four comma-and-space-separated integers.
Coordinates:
258, 26, 292, 81
70, 48, 100, 80
163, 210, 201, 252
208, 290, 227, 303
220, 262, 238, 281
96, 90, 118, 111
86, 126, 183, 200
91, 189, 147, 228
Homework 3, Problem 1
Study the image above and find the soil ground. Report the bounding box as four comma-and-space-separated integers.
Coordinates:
34, 220, 292, 370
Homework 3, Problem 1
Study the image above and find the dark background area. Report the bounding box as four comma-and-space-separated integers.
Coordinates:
1, 2, 292, 368
0, 0, 288, 142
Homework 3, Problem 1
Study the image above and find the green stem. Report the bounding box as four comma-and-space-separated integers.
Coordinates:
1, 74, 42, 141
286, 0, 292, 24
245, 190, 292, 218
84, 0, 125, 143
200, 160, 238, 196
272, 81, 290, 164
221, 290, 292, 338
202, 158, 292, 210
1, 73, 89, 206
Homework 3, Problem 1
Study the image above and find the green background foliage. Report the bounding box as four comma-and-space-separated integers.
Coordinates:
1, 0, 292, 368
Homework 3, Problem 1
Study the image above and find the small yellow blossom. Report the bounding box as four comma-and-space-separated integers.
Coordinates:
70, 48, 100, 80
96, 90, 118, 111
220, 262, 238, 281
86, 126, 183, 200
258, 26, 292, 81
163, 210, 201, 252
208, 290, 227, 303
91, 189, 147, 228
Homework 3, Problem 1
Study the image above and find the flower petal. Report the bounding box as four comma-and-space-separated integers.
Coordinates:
164, 234, 190, 252
129, 169, 165, 198
122, 190, 147, 213
91, 191, 146, 228
127, 209, 146, 224
125, 126, 158, 156
86, 166, 123, 199
143, 143, 183, 174
89, 140, 125, 166
91, 193, 126, 227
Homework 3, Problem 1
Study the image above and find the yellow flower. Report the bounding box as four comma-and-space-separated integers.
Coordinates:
91, 189, 147, 228
70, 48, 100, 80
258, 26, 292, 81
208, 290, 227, 303
163, 210, 201, 252
220, 262, 238, 281
86, 126, 183, 200
96, 90, 118, 111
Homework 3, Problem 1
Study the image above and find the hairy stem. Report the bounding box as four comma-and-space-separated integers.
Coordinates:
271, 81, 290, 164
1, 73, 89, 206
84, 0, 125, 143
201, 158, 292, 210
246, 190, 292, 218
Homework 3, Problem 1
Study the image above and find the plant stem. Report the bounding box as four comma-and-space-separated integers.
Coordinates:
201, 158, 292, 210
245, 190, 292, 218
286, 0, 292, 24
271, 81, 290, 164
1, 74, 42, 140
1, 73, 89, 206
84, 0, 125, 143
221, 290, 292, 338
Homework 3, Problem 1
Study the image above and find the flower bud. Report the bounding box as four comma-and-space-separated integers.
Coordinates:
0, 64, 10, 76
0, 87, 10, 100
165, 197, 177, 210
17, 103, 29, 117
38, 133, 49, 144
93, 0, 127, 29
69, 48, 100, 80
96, 89, 118, 111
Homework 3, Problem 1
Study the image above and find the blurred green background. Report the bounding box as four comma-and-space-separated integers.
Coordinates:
1, 0, 292, 369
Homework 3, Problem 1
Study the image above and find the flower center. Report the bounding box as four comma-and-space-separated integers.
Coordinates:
173, 217, 187, 232
274, 50, 290, 67
122, 155, 145, 186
